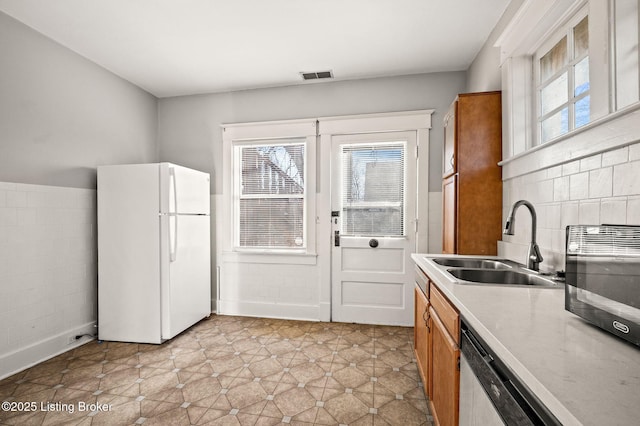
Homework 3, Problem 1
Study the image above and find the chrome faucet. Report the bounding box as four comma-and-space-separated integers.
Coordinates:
503, 200, 543, 271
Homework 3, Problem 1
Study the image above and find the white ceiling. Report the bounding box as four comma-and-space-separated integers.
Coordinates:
0, 0, 511, 98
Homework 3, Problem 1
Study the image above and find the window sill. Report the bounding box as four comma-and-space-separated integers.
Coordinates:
221, 251, 318, 265
499, 101, 640, 180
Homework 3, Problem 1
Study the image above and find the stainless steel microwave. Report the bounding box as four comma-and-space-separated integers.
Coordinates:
565, 225, 640, 347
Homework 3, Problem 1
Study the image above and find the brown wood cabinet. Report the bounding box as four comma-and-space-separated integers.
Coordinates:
442, 91, 502, 255
442, 174, 457, 254
414, 285, 429, 395
414, 265, 460, 426
430, 306, 460, 426
414, 266, 430, 396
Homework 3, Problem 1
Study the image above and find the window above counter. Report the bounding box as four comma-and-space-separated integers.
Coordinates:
496, 0, 640, 174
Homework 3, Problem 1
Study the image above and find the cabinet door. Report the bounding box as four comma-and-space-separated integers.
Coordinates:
443, 100, 457, 177
414, 286, 430, 396
430, 307, 460, 426
454, 92, 502, 255
442, 174, 457, 254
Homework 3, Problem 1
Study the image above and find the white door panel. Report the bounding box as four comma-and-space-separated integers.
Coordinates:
341, 281, 405, 307
331, 132, 417, 326
340, 237, 406, 272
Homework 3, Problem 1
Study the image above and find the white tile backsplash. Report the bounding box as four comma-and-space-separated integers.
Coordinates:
602, 146, 628, 166
579, 200, 601, 224
588, 168, 613, 198
580, 154, 602, 171
0, 182, 96, 377
628, 196, 640, 223
562, 160, 581, 176
553, 176, 570, 201
546, 165, 563, 179
601, 197, 628, 224
570, 172, 590, 200
613, 161, 640, 196
537, 178, 555, 204
502, 141, 640, 272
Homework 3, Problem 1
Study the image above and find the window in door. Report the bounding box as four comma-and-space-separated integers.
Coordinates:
340, 142, 405, 237
536, 12, 590, 144
235, 139, 306, 249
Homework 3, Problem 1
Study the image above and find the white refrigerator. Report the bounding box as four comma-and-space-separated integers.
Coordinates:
97, 163, 211, 344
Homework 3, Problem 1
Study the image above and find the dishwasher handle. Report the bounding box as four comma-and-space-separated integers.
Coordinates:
462, 327, 493, 364
461, 324, 546, 426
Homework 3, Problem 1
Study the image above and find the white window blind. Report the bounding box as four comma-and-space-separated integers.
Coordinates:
341, 142, 405, 237
237, 141, 305, 249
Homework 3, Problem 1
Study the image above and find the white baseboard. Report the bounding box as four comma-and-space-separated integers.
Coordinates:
218, 300, 321, 322
0, 322, 97, 380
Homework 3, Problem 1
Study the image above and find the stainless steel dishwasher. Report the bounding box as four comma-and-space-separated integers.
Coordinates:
459, 320, 561, 426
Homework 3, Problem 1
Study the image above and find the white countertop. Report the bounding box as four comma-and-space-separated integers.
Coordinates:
412, 253, 640, 426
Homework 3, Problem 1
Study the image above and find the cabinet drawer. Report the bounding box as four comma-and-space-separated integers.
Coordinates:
430, 284, 459, 344
415, 265, 429, 297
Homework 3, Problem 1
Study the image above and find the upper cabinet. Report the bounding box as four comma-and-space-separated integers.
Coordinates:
442, 92, 502, 255
443, 101, 456, 178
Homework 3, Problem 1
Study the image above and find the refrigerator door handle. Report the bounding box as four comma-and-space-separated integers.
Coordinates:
170, 214, 178, 262
169, 167, 178, 262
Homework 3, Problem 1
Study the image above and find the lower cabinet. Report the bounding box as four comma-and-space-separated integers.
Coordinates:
414, 266, 460, 426
430, 306, 460, 426
414, 285, 430, 396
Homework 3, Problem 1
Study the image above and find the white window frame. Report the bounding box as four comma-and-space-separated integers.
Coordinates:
611, 0, 640, 111
495, 0, 640, 180
221, 119, 318, 262
338, 140, 408, 238
233, 138, 308, 251
533, 7, 590, 145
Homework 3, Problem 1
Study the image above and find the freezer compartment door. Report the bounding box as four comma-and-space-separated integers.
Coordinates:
160, 163, 210, 215
160, 214, 211, 340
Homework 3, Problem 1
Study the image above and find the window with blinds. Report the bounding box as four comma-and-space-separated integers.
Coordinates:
341, 142, 405, 237
237, 140, 306, 249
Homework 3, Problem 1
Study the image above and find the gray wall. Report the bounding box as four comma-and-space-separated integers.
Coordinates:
466, 0, 525, 93
158, 72, 467, 194
0, 12, 158, 189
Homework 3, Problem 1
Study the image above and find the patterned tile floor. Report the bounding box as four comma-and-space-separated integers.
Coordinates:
0, 315, 433, 425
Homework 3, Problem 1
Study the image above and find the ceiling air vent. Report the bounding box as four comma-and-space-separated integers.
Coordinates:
301, 70, 333, 81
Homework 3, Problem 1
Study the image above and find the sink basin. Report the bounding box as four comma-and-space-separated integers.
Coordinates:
446, 269, 560, 287
432, 258, 512, 269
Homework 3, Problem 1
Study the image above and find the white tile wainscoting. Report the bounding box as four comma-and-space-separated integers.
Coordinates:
0, 182, 97, 379
500, 141, 640, 273
214, 191, 444, 324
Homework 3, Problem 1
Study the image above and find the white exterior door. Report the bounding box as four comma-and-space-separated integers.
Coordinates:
330, 131, 417, 326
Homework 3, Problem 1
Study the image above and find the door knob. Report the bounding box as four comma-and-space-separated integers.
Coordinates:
369, 239, 379, 248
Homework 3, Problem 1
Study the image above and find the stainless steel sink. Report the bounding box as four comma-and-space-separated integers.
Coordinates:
446, 268, 560, 287
432, 258, 512, 269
